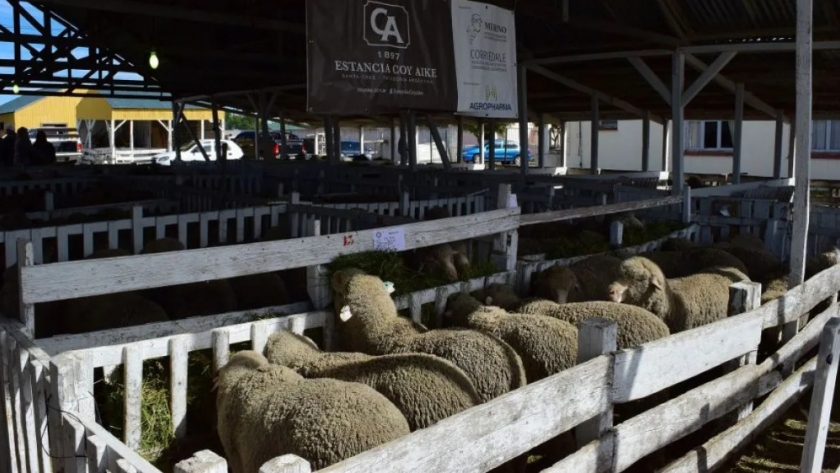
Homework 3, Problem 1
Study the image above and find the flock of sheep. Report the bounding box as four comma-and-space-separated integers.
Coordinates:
213, 207, 840, 472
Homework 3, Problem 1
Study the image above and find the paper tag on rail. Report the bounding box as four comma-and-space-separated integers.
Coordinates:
508, 194, 518, 209
374, 228, 406, 252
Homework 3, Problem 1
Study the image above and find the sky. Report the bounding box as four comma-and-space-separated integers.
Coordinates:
0, 2, 145, 106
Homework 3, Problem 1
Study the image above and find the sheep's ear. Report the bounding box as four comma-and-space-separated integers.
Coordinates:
339, 305, 353, 322
649, 276, 663, 290
485, 296, 494, 305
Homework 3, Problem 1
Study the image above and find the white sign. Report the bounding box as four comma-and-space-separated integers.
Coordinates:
451, 0, 518, 119
373, 227, 406, 251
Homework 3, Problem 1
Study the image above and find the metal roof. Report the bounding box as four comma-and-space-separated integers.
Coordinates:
16, 0, 840, 123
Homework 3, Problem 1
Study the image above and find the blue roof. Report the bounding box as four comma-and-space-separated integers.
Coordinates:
0, 88, 63, 114
104, 91, 203, 110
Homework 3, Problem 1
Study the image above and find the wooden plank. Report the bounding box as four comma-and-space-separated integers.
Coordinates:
260, 455, 311, 473
86, 434, 108, 473
317, 357, 612, 473
30, 361, 50, 472
21, 208, 520, 304
123, 345, 142, 450
0, 332, 19, 473
212, 329, 229, 374
575, 319, 617, 448
543, 432, 615, 473
36, 301, 312, 355
754, 263, 840, 329
520, 195, 682, 226
169, 337, 188, 439
662, 356, 818, 473
612, 313, 763, 403
800, 318, 840, 473
14, 348, 38, 473
175, 450, 228, 473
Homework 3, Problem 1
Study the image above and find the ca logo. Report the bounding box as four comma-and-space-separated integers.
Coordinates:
364, 1, 411, 49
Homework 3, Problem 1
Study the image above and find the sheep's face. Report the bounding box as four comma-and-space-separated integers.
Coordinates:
608, 273, 663, 304
607, 281, 628, 303
443, 292, 479, 322
482, 284, 520, 310
423, 247, 459, 282
535, 266, 578, 304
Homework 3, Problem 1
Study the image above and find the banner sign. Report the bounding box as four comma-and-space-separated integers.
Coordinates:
306, 0, 458, 115
451, 0, 518, 118
306, 0, 518, 119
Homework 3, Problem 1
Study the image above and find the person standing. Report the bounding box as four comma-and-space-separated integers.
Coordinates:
1, 126, 15, 166
32, 130, 56, 165
14, 127, 37, 166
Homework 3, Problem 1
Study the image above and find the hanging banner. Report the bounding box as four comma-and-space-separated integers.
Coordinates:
451, 0, 518, 119
306, 0, 459, 115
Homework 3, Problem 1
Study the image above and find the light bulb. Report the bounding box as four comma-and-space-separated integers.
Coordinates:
12, 84, 18, 94
149, 51, 159, 70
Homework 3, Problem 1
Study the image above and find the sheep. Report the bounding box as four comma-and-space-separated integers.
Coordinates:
215, 351, 411, 473
421, 206, 470, 277
61, 292, 169, 334
527, 254, 623, 304
711, 242, 784, 283
227, 273, 290, 311
443, 292, 579, 382
607, 256, 750, 332
261, 226, 309, 302
659, 237, 696, 252
412, 243, 459, 281
636, 247, 749, 279
332, 269, 527, 402
139, 238, 238, 319
728, 233, 766, 250
264, 329, 482, 431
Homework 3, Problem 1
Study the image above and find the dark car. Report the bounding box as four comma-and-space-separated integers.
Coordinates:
233, 131, 304, 159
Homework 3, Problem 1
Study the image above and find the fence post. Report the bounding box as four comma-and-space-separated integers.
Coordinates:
43, 191, 54, 213
174, 450, 228, 473
131, 206, 144, 254
399, 191, 410, 218
609, 220, 623, 249
574, 318, 617, 447
682, 185, 692, 224
492, 184, 518, 272
16, 239, 35, 337
260, 454, 312, 473
289, 192, 301, 238
800, 317, 840, 473
724, 281, 762, 424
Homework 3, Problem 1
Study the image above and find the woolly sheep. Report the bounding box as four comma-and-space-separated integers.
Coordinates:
139, 238, 238, 318
62, 292, 169, 334
444, 292, 579, 382
527, 254, 623, 304
607, 256, 750, 332
332, 269, 527, 402
261, 226, 309, 303
227, 273, 290, 311
636, 247, 749, 279
712, 242, 783, 283
215, 351, 410, 473
516, 299, 670, 349
422, 206, 470, 275
265, 329, 482, 431
413, 243, 460, 282
659, 237, 696, 252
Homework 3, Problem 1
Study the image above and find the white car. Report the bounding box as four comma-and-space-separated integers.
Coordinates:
153, 139, 244, 165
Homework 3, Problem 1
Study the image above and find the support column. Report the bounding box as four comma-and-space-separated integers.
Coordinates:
172, 103, 182, 162
260, 97, 272, 160
390, 117, 397, 162
671, 51, 686, 194
212, 99, 223, 163
773, 111, 784, 179
478, 119, 486, 165
314, 128, 320, 157
560, 121, 567, 167
590, 96, 600, 174
488, 118, 496, 170
323, 116, 334, 162
109, 119, 116, 164
642, 111, 651, 171
359, 125, 365, 158
732, 83, 745, 184
200, 120, 205, 141
399, 113, 408, 165
788, 119, 796, 178
333, 117, 342, 164
517, 63, 529, 174
662, 119, 671, 172
537, 113, 546, 168
407, 111, 417, 171
167, 119, 173, 152
129, 120, 134, 158
456, 116, 464, 164
280, 112, 288, 159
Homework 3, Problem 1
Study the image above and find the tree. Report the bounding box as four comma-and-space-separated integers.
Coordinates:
225, 113, 257, 130
462, 120, 511, 141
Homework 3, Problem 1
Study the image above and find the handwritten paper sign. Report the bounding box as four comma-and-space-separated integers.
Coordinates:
508, 193, 519, 209
374, 227, 406, 251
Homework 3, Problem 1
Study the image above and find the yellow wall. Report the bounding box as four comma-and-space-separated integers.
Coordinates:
0, 113, 13, 130
13, 95, 84, 129
75, 97, 112, 121
111, 108, 219, 122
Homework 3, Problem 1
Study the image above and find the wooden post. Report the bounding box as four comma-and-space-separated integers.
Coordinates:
109, 119, 116, 164
212, 99, 223, 164
457, 115, 464, 164
44, 191, 53, 212
682, 186, 692, 225
574, 318, 618, 447
16, 239, 34, 336
590, 96, 599, 174
333, 117, 342, 165
609, 220, 623, 248
537, 113, 546, 168
492, 184, 518, 271
518, 62, 529, 175
725, 282, 762, 421
280, 112, 288, 159
488, 118, 496, 171
131, 206, 144, 255
732, 83, 745, 184
559, 121, 567, 167
661, 118, 671, 173
174, 450, 228, 473
390, 117, 397, 163
478, 119, 486, 165
306, 219, 332, 311
323, 116, 333, 162
427, 115, 453, 170
671, 51, 685, 194
787, 0, 813, 345
800, 317, 840, 473
289, 192, 301, 238
200, 119, 205, 141
407, 112, 417, 171
773, 111, 784, 179
642, 110, 651, 172
787, 119, 796, 178
260, 455, 312, 473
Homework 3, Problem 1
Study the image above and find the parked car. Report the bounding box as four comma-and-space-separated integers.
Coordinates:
461, 139, 532, 165
152, 139, 244, 165
233, 131, 305, 159
28, 127, 83, 163
340, 140, 374, 160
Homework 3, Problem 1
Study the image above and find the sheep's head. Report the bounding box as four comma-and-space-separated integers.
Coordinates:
330, 268, 367, 296
422, 244, 459, 282
481, 283, 521, 310
213, 350, 269, 392
443, 292, 482, 321
533, 265, 579, 304
608, 257, 665, 304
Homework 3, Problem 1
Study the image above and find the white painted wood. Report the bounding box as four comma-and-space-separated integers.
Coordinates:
260, 455, 312, 473
122, 345, 143, 450
21, 208, 520, 304
175, 450, 228, 473
663, 356, 818, 473
169, 337, 188, 439
726, 281, 762, 422
117, 458, 139, 473
764, 303, 839, 377
575, 319, 617, 448
609, 220, 623, 247
317, 357, 611, 473
754, 263, 840, 329
305, 220, 331, 311
800, 317, 840, 473
29, 361, 50, 472
64, 415, 86, 473
131, 207, 144, 255
612, 313, 764, 403
86, 434, 108, 473
544, 431, 614, 473
16, 240, 34, 337
212, 329, 229, 374
0, 332, 20, 473
521, 195, 682, 226
14, 348, 37, 473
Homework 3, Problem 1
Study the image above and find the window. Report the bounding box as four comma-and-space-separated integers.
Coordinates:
812, 120, 840, 152
598, 120, 618, 131
686, 121, 733, 150
504, 140, 518, 148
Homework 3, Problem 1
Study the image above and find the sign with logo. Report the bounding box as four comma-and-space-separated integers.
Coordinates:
306, 0, 459, 114
450, 0, 518, 119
